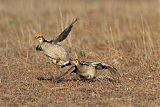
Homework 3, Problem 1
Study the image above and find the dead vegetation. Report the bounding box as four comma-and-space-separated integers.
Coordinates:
0, 0, 160, 107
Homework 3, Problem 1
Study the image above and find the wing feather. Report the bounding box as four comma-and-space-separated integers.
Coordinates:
81, 61, 121, 77
50, 18, 78, 44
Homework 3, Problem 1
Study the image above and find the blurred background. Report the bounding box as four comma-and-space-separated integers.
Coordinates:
0, 0, 159, 51
0, 0, 159, 107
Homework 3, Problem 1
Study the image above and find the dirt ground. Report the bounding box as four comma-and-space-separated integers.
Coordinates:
0, 0, 160, 107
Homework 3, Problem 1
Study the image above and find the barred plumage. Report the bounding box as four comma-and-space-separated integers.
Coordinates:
35, 18, 77, 68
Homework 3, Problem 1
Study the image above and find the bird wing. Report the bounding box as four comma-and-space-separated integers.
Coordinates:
50, 18, 78, 44
81, 61, 108, 69
81, 61, 121, 77
54, 66, 77, 81
81, 61, 110, 69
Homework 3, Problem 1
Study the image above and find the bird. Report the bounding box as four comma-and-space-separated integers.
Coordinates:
55, 54, 121, 81
35, 18, 78, 68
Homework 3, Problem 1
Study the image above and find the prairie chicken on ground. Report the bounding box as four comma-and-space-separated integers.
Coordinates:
55, 54, 121, 81
35, 18, 78, 68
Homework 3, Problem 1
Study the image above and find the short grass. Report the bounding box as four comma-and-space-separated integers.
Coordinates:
0, 0, 159, 107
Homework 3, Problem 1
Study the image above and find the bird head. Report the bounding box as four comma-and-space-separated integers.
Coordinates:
70, 53, 79, 66
35, 34, 44, 44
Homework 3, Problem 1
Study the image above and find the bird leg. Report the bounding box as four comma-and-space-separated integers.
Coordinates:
54, 66, 76, 82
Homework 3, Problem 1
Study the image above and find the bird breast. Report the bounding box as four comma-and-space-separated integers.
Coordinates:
41, 43, 68, 60
77, 65, 96, 79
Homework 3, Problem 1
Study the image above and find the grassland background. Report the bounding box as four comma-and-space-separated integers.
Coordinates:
0, 0, 160, 107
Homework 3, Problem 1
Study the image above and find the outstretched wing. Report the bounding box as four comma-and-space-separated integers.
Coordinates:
50, 18, 78, 44
54, 66, 77, 81
81, 61, 108, 69
81, 61, 121, 77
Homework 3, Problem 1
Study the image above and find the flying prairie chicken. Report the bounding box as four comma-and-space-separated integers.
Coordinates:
55, 54, 121, 81
35, 18, 78, 68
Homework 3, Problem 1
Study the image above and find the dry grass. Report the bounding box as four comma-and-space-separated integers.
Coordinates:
0, 0, 160, 107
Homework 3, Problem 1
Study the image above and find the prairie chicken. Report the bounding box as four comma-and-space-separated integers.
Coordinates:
55, 54, 121, 81
35, 18, 78, 68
